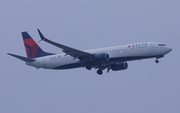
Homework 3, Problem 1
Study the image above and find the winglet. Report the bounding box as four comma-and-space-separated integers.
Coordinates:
37, 29, 47, 41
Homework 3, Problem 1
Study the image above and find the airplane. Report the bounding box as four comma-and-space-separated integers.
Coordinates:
7, 29, 172, 75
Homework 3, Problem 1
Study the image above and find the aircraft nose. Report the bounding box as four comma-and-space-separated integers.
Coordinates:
166, 47, 172, 53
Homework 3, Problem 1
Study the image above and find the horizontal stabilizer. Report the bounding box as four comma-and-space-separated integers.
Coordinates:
7, 53, 35, 62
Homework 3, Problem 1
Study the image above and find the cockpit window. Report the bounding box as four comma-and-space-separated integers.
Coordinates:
158, 44, 166, 46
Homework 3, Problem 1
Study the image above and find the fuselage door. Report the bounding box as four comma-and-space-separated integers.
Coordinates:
150, 43, 154, 51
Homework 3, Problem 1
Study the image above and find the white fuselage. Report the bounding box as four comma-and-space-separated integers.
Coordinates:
26, 42, 172, 69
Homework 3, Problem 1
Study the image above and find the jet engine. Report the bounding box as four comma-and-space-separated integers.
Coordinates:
92, 53, 109, 62
111, 62, 128, 71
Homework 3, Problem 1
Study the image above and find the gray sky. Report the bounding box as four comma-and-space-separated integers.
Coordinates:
1, 0, 180, 113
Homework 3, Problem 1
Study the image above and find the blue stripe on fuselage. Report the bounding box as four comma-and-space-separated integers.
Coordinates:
54, 62, 82, 69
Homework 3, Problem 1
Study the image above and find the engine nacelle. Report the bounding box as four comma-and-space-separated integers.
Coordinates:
111, 62, 128, 71
92, 53, 109, 62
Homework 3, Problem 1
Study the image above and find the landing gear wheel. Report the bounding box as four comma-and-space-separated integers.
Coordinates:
155, 59, 159, 63
86, 65, 92, 70
97, 69, 103, 75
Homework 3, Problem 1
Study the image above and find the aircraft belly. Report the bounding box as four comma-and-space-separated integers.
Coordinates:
46, 58, 80, 69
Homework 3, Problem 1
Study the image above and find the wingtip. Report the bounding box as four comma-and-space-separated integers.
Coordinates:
37, 29, 40, 33
37, 29, 45, 40
7, 53, 11, 55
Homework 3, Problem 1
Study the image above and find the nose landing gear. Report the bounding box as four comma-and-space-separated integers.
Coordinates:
155, 59, 159, 63
155, 56, 164, 63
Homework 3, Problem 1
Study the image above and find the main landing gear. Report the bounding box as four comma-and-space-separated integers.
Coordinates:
85, 65, 103, 75
97, 69, 103, 75
85, 65, 92, 70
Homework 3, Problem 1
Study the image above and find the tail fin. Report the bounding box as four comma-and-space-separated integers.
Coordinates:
22, 32, 54, 58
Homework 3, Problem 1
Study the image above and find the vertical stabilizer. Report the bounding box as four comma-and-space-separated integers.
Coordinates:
22, 32, 54, 58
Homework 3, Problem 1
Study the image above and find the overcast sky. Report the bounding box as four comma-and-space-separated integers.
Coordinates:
1, 0, 180, 113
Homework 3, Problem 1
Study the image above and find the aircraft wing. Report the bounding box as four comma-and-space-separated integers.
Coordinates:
37, 29, 92, 60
